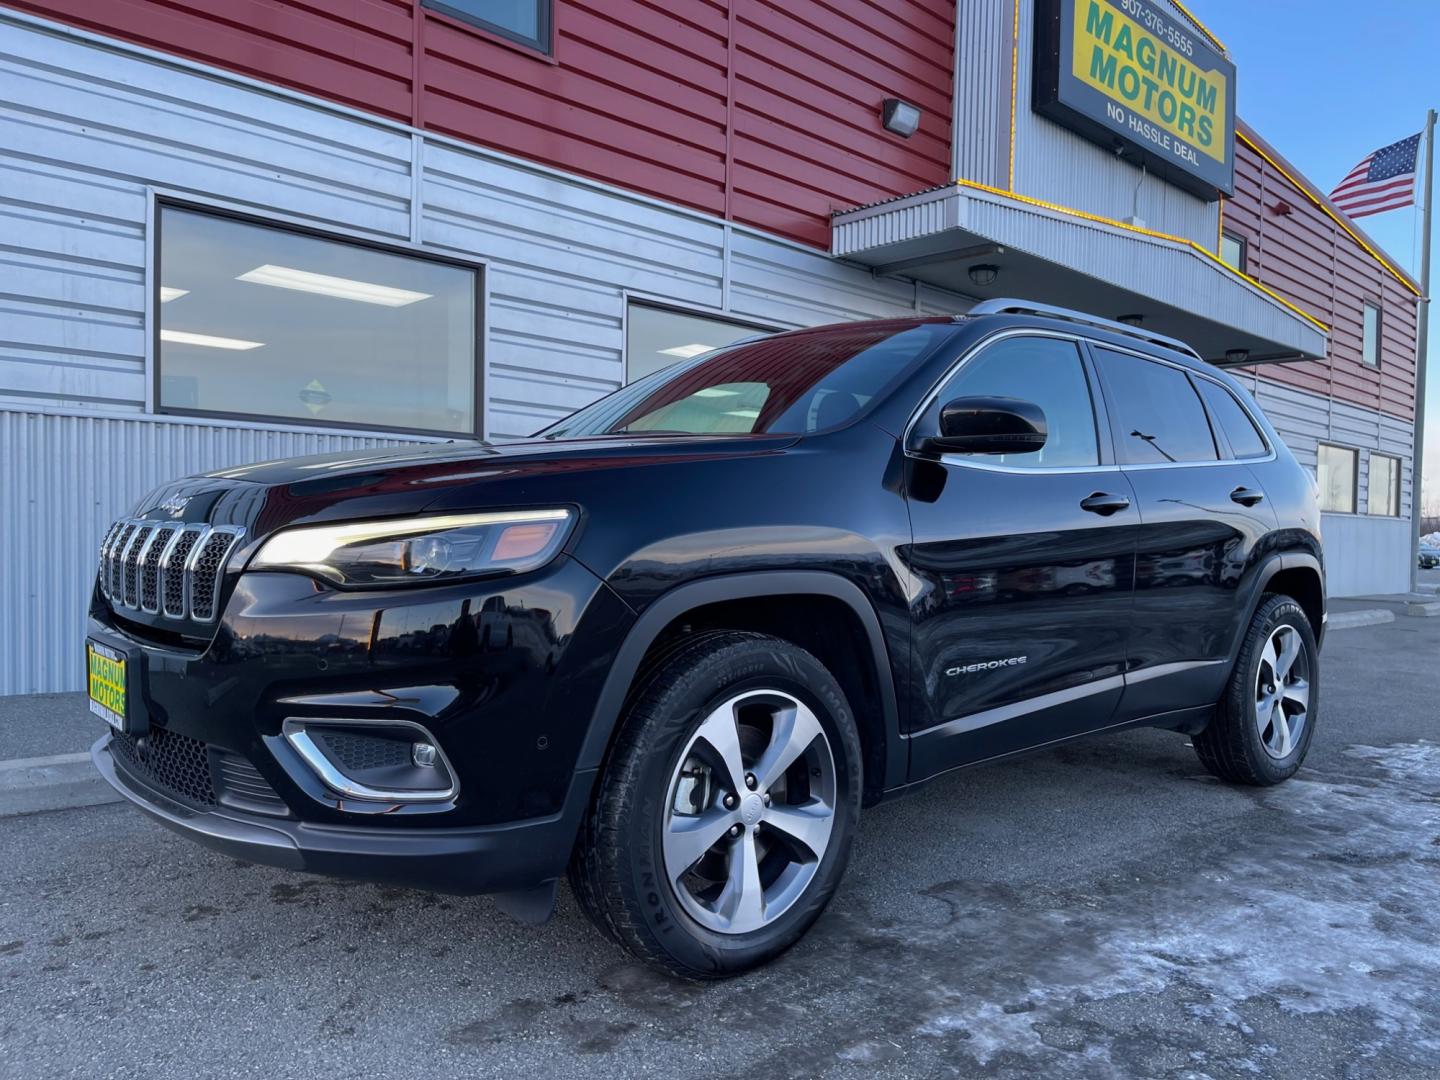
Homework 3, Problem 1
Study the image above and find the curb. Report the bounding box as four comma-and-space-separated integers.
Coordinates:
1326, 609, 1396, 631
0, 751, 120, 818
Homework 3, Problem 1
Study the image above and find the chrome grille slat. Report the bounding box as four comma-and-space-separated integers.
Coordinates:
107, 523, 138, 599
139, 526, 177, 613
121, 525, 154, 608
97, 522, 124, 598
162, 526, 206, 618
95, 517, 245, 624
187, 529, 242, 622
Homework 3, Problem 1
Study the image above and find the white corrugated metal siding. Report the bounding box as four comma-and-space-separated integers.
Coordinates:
0, 12, 973, 692
0, 408, 428, 695
952, 0, 1011, 189
1246, 375, 1414, 597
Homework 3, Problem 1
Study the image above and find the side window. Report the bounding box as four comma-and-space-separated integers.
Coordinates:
1317, 444, 1357, 512
1093, 348, 1217, 465
1220, 232, 1247, 272
1195, 378, 1269, 459
1366, 453, 1400, 516
933, 337, 1099, 468
1362, 302, 1382, 367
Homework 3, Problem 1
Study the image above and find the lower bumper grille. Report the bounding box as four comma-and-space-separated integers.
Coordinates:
109, 729, 287, 816
111, 726, 216, 808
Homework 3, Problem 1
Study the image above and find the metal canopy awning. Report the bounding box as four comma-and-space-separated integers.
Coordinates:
832, 183, 1328, 366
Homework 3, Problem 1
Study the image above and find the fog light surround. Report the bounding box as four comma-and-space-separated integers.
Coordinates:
282, 718, 458, 803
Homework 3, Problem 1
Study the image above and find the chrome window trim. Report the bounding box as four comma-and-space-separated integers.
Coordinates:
904, 328, 1279, 476
281, 717, 459, 803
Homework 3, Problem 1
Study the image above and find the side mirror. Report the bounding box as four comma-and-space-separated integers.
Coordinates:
921, 396, 1048, 455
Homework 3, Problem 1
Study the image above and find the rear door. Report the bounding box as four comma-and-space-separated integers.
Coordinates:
904, 333, 1139, 776
1089, 346, 1279, 721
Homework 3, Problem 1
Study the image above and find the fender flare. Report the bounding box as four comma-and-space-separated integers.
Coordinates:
574, 571, 906, 793
1236, 550, 1326, 661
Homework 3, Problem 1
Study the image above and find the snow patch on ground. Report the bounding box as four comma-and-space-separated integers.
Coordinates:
905, 742, 1440, 1073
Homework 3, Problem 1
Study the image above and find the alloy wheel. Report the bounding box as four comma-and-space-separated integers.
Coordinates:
662, 690, 837, 934
1255, 624, 1310, 759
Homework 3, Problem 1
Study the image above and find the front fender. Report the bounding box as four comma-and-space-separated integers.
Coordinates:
572, 571, 907, 794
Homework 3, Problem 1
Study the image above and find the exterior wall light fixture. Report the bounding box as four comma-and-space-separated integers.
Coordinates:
1117, 314, 1144, 326
1225, 349, 1250, 364
968, 264, 1000, 287
881, 98, 921, 138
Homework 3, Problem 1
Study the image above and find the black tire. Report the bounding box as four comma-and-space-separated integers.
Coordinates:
568, 631, 863, 979
1193, 594, 1319, 785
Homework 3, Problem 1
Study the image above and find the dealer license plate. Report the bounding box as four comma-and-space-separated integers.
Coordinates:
86, 639, 128, 731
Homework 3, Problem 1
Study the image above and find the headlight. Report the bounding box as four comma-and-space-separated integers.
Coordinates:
250, 509, 575, 586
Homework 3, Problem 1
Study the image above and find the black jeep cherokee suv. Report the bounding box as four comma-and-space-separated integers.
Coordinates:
87, 300, 1324, 978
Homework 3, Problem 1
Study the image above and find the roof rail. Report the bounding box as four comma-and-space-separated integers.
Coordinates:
963, 298, 1204, 362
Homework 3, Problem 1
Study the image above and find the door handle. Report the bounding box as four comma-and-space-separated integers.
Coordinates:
1080, 492, 1131, 516
1230, 486, 1265, 507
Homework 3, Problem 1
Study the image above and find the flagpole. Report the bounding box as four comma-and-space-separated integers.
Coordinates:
1413, 107, 1436, 593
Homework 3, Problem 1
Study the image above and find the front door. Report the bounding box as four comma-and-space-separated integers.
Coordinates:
903, 334, 1139, 778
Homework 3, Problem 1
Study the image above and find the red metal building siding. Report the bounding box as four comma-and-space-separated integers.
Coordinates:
8, 0, 954, 247
1228, 133, 1419, 422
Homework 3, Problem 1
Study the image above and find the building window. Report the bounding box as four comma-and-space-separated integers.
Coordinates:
157, 206, 479, 437
1362, 301, 1382, 367
1367, 453, 1401, 517
1220, 232, 1247, 272
626, 303, 774, 383
424, 0, 551, 53
1316, 443, 1358, 513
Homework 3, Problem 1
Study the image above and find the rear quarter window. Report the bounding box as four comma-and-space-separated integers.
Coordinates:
1195, 378, 1269, 459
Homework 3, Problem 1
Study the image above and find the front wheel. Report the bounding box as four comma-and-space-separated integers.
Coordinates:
569, 631, 862, 979
1193, 594, 1319, 785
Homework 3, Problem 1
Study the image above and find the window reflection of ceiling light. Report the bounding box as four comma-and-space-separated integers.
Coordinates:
160, 329, 264, 350
724, 409, 760, 419
159, 287, 189, 303
659, 343, 715, 358
236, 264, 432, 306
692, 387, 740, 397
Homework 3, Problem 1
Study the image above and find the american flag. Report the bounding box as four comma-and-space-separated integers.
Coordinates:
1329, 132, 1422, 218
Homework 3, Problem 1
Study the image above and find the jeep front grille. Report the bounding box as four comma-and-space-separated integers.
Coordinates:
97, 519, 244, 623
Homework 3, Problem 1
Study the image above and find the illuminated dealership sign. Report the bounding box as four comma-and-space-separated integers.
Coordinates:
1034, 0, 1237, 200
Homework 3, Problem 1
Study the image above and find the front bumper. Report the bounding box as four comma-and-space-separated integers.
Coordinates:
86, 552, 636, 893
94, 734, 594, 894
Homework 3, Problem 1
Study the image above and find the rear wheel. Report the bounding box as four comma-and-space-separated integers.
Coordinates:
569, 631, 862, 978
1193, 594, 1318, 785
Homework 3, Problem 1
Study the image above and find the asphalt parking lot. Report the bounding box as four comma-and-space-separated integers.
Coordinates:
2, 614, 1439, 1080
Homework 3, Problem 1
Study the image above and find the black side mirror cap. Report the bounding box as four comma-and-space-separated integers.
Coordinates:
919, 395, 1048, 456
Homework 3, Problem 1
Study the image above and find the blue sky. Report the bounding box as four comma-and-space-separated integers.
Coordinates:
1192, 0, 1439, 511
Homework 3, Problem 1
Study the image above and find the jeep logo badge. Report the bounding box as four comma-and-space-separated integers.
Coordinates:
157, 494, 192, 517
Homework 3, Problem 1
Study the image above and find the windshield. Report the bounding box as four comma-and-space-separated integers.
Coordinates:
536, 320, 954, 439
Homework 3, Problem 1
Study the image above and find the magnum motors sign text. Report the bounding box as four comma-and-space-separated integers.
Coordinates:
1034, 0, 1237, 199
